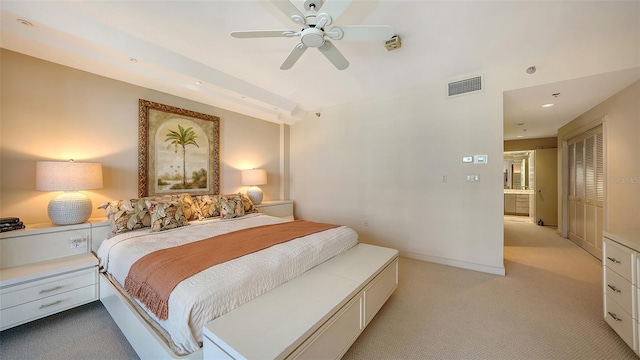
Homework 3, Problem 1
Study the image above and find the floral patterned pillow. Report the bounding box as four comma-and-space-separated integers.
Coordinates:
241, 194, 259, 214
179, 193, 203, 221
194, 194, 221, 218
98, 198, 150, 234
145, 198, 189, 232
219, 193, 245, 219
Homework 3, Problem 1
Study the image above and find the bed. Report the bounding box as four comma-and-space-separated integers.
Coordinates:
94, 194, 397, 359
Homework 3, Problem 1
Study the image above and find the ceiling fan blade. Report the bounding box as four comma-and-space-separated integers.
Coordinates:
331, 25, 394, 41
317, 0, 352, 22
231, 30, 295, 38
318, 40, 349, 70
281, 43, 308, 70
271, 0, 306, 26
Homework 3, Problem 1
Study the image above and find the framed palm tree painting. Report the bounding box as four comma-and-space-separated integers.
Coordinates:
138, 99, 220, 197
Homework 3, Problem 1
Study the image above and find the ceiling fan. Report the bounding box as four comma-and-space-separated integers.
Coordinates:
231, 0, 395, 70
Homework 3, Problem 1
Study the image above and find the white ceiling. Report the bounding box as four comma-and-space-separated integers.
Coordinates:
1, 1, 639, 139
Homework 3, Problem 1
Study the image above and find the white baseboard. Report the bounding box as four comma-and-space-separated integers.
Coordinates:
399, 251, 506, 276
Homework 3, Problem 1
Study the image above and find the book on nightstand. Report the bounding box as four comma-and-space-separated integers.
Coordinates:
0, 217, 25, 232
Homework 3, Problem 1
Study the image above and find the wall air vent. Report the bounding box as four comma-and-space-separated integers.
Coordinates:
447, 75, 484, 97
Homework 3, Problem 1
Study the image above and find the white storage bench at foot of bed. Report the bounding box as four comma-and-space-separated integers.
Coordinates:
203, 243, 398, 360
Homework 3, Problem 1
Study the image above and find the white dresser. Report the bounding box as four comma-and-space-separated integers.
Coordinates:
0, 219, 109, 331
603, 230, 640, 354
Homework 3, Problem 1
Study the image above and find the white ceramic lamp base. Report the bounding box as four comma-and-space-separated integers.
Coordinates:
246, 186, 264, 205
48, 192, 93, 225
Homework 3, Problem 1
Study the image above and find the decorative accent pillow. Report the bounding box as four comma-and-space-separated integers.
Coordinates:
145, 198, 189, 232
219, 193, 245, 219
179, 193, 203, 221
98, 198, 150, 234
241, 194, 259, 214
194, 194, 221, 218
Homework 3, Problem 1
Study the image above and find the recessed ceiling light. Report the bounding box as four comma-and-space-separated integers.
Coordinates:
129, 57, 138, 63
526, 66, 536, 74
542, 103, 554, 108
517, 122, 525, 126
517, 135, 525, 138
17, 19, 34, 27
195, 81, 202, 85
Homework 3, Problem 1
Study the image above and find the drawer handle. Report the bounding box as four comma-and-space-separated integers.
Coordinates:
607, 256, 621, 264
608, 312, 623, 322
39, 286, 64, 294
39, 300, 63, 309
607, 284, 622, 293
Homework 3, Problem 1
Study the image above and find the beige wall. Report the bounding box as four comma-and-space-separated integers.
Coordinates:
0, 50, 284, 225
290, 37, 639, 275
557, 80, 640, 235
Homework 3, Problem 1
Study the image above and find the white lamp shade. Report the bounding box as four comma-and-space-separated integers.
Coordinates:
241, 169, 267, 186
36, 161, 103, 191
36, 160, 103, 225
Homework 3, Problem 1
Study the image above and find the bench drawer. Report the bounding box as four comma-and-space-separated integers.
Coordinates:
364, 258, 398, 325
292, 295, 362, 359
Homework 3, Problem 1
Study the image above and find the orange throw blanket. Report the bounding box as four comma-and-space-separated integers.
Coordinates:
124, 220, 340, 320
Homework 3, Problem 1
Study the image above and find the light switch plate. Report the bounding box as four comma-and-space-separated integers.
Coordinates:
462, 156, 473, 163
474, 154, 488, 164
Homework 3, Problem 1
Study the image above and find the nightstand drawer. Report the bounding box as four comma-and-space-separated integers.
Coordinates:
0, 267, 97, 310
0, 284, 97, 330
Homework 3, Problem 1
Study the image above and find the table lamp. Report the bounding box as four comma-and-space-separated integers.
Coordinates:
241, 169, 267, 205
36, 160, 103, 225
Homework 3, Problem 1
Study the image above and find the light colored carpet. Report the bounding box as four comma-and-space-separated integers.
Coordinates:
343, 219, 637, 359
1, 219, 636, 359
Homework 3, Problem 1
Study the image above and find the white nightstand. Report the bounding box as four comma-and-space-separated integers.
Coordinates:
0, 220, 106, 331
256, 200, 294, 219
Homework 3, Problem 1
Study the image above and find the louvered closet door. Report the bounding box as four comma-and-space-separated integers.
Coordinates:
568, 126, 604, 258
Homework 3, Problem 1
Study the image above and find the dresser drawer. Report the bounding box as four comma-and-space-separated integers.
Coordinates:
604, 239, 635, 282
604, 267, 635, 317
0, 284, 97, 330
0, 267, 97, 310
604, 294, 637, 351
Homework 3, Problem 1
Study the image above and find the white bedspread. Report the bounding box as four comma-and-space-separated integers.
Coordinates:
96, 214, 358, 355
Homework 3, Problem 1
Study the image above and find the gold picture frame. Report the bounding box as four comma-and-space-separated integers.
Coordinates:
138, 99, 220, 197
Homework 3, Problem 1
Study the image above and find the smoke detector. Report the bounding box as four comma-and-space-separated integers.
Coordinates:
385, 36, 401, 51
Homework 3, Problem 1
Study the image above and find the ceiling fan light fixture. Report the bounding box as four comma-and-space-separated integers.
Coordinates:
301, 28, 325, 47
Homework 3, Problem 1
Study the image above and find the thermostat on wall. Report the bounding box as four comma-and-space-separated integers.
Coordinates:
474, 154, 488, 164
